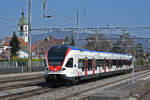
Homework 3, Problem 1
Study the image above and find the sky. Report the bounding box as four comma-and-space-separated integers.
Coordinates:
0, 0, 150, 37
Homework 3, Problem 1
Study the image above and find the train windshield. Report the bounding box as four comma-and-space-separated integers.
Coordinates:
48, 46, 68, 66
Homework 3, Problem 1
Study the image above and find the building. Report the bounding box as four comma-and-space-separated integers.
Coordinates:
0, 36, 29, 58
0, 11, 29, 58
32, 35, 64, 58
0, 11, 64, 58
18, 11, 28, 43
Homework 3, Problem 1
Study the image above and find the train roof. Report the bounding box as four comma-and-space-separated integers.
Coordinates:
50, 45, 133, 57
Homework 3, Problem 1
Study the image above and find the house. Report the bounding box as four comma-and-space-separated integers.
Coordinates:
0, 46, 11, 58
18, 50, 28, 58
1, 37, 28, 51
32, 35, 64, 58
0, 11, 29, 58
0, 36, 29, 58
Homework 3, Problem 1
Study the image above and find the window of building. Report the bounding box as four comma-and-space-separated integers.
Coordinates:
25, 26, 27, 31
20, 26, 23, 31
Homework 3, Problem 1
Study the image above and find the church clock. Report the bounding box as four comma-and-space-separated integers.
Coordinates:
19, 32, 23, 37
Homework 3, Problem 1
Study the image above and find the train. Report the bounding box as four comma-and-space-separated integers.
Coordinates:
44, 45, 134, 85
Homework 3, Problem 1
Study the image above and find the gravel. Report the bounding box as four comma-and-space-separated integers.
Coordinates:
17, 70, 150, 100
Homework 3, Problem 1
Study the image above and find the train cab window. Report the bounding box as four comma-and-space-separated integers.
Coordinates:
65, 58, 73, 68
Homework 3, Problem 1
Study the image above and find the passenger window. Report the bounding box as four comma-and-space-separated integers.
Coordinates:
100, 59, 104, 67
65, 58, 73, 68
112, 60, 117, 66
88, 59, 92, 68
78, 59, 84, 68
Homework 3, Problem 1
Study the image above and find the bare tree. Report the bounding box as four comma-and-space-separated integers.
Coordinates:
84, 34, 112, 51
112, 32, 134, 54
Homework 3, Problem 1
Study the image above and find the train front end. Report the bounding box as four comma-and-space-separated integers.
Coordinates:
44, 45, 75, 82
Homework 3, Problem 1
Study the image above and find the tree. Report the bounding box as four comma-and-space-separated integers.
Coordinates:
112, 42, 122, 53
84, 34, 112, 51
9, 31, 20, 56
70, 34, 75, 46
112, 32, 134, 54
136, 43, 144, 58
64, 36, 69, 45
136, 43, 145, 66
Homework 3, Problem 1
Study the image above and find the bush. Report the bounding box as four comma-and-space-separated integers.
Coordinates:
10, 56, 44, 62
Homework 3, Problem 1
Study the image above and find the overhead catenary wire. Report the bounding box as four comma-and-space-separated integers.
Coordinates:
0, 16, 15, 22
0, 0, 22, 22
1, 0, 23, 11
21, 0, 94, 27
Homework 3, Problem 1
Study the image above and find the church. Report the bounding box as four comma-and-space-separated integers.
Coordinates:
0, 11, 64, 58
18, 11, 29, 43
0, 11, 29, 58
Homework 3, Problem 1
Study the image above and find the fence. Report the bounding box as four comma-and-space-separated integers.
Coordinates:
0, 60, 45, 74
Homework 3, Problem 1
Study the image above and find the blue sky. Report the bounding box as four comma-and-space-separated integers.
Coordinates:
0, 0, 150, 37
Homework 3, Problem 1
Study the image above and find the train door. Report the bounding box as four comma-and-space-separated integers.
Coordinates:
117, 59, 119, 71
92, 57, 95, 74
119, 60, 122, 70
129, 60, 131, 69
73, 56, 78, 76
78, 58, 84, 76
104, 58, 106, 72
84, 57, 88, 76
109, 58, 111, 72
121, 60, 123, 70
126, 60, 128, 69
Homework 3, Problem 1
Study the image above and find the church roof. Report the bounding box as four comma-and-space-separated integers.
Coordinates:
18, 11, 28, 25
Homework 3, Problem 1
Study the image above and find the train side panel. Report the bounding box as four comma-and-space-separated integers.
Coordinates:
44, 46, 134, 83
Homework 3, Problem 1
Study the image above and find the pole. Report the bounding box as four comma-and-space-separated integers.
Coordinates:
28, 0, 32, 72
133, 32, 137, 84
107, 24, 108, 37
43, 0, 46, 18
76, 11, 79, 46
77, 11, 79, 29
95, 28, 98, 50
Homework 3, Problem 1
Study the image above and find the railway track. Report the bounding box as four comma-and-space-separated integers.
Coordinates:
55, 70, 150, 100
0, 73, 44, 84
0, 67, 149, 100
0, 84, 69, 100
0, 66, 149, 100
0, 75, 45, 92
137, 89, 150, 100
0, 79, 45, 92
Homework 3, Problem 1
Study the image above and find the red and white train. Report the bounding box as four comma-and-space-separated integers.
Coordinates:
44, 45, 134, 84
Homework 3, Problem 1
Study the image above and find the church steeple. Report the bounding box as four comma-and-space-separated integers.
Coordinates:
21, 11, 24, 16
18, 11, 28, 25
18, 11, 28, 43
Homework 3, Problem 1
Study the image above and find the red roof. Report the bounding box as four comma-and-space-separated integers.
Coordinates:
32, 35, 64, 54
1, 37, 28, 47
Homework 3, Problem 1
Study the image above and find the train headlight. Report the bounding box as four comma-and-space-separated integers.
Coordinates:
61, 68, 66, 71
46, 67, 50, 71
